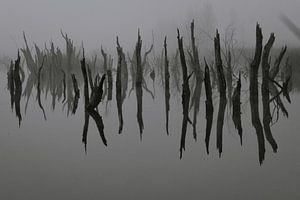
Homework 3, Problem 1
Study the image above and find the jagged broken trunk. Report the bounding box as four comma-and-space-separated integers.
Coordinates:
261, 33, 278, 152
232, 73, 242, 145
249, 24, 265, 164
177, 29, 191, 159
80, 51, 107, 151
164, 36, 170, 135
135, 31, 144, 139
204, 59, 213, 154
13, 52, 23, 126
214, 30, 227, 157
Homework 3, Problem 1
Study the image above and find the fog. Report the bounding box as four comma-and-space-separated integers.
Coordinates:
0, 0, 299, 56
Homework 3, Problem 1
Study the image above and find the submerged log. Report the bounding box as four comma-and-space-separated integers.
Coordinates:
232, 72, 242, 145
262, 33, 278, 152
204, 59, 214, 154
177, 29, 192, 159
164, 36, 170, 135
214, 30, 227, 157
249, 24, 265, 164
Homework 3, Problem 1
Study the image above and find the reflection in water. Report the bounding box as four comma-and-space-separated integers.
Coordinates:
249, 24, 265, 164
9, 52, 23, 126
262, 33, 278, 152
71, 74, 80, 114
189, 21, 204, 141
214, 30, 227, 157
177, 29, 192, 159
80, 50, 107, 151
5, 23, 297, 164
164, 36, 170, 135
269, 47, 289, 119
135, 30, 144, 139
37, 56, 47, 120
7, 61, 14, 111
204, 59, 214, 154
116, 37, 124, 134
106, 63, 113, 102
232, 72, 242, 145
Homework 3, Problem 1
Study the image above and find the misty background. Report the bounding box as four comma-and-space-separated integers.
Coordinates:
0, 0, 299, 56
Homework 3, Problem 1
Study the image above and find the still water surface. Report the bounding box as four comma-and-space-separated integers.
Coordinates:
0, 72, 299, 200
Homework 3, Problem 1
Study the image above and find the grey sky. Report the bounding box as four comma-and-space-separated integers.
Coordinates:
0, 0, 299, 56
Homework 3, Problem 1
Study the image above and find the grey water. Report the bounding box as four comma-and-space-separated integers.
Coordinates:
0, 69, 300, 199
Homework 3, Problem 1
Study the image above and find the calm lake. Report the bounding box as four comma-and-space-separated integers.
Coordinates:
0, 66, 299, 200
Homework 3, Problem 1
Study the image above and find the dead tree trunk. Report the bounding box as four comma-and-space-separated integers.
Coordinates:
261, 33, 278, 152
232, 72, 242, 145
135, 30, 144, 139
8, 61, 15, 111
177, 29, 192, 159
116, 37, 124, 134
164, 36, 170, 135
189, 20, 204, 141
37, 56, 47, 120
249, 24, 265, 164
101, 47, 108, 99
71, 74, 80, 114
214, 30, 227, 157
226, 51, 233, 108
80, 49, 90, 152
13, 51, 22, 126
107, 55, 113, 101
204, 59, 214, 154
61, 69, 66, 103
268, 46, 289, 117
80, 49, 107, 151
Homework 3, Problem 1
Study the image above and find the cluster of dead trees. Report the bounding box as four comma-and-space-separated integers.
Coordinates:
6, 22, 293, 164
